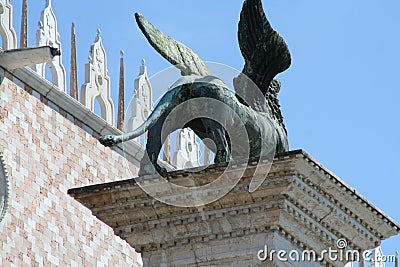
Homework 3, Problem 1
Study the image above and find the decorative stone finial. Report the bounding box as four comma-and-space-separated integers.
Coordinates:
173, 128, 200, 169
32, 0, 66, 91
80, 28, 114, 125
139, 59, 147, 76
0, 0, 17, 49
126, 60, 153, 144
95, 28, 101, 42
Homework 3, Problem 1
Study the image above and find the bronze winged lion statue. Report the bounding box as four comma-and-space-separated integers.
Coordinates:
99, 0, 291, 176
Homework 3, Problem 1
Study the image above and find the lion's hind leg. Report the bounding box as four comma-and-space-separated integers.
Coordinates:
138, 116, 168, 176
201, 119, 230, 164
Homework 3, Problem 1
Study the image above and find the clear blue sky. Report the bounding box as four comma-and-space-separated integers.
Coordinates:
15, 0, 400, 258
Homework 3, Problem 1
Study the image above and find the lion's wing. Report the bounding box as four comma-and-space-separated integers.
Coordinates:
235, 0, 291, 94
135, 13, 210, 76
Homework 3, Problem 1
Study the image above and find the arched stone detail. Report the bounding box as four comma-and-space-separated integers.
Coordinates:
127, 59, 153, 144
173, 128, 200, 169
0, 0, 17, 49
80, 29, 114, 125
33, 0, 66, 92
0, 153, 9, 223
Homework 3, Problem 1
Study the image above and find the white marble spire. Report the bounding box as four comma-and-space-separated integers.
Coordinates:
33, 0, 67, 92
80, 29, 115, 125
0, 0, 17, 49
126, 59, 153, 144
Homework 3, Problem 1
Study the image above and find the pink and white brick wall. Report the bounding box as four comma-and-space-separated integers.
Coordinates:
0, 67, 141, 266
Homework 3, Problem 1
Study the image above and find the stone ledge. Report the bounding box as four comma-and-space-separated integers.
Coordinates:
68, 150, 400, 266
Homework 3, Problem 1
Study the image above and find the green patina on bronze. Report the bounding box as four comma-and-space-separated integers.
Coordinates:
135, 13, 210, 77
100, 0, 291, 176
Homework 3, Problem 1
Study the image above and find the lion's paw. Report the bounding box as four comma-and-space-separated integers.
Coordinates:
99, 135, 118, 147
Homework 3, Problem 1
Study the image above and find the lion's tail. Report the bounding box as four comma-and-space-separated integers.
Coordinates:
120, 90, 175, 142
